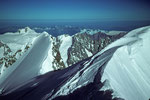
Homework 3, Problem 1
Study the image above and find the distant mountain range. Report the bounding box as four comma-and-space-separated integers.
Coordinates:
0, 25, 127, 36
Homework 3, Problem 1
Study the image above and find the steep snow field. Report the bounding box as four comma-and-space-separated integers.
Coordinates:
0, 32, 51, 94
0, 26, 149, 100
40, 33, 54, 74
101, 26, 150, 100
0, 27, 40, 76
58, 34, 72, 67
0, 28, 57, 75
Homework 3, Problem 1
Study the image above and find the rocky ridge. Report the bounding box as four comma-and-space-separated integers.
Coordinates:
0, 27, 127, 73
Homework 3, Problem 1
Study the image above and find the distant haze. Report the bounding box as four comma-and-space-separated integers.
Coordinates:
0, 0, 150, 21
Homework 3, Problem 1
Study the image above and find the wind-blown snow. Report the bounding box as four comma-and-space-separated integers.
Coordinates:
49, 46, 118, 100
0, 32, 51, 94
101, 26, 150, 100
40, 33, 54, 74
58, 35, 72, 67
0, 26, 149, 100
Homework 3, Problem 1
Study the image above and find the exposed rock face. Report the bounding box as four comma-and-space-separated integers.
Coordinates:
0, 41, 15, 68
67, 32, 126, 66
0, 26, 150, 100
0, 27, 127, 72
49, 31, 126, 69
0, 41, 31, 74
0, 27, 39, 75
51, 37, 66, 70
0, 45, 123, 100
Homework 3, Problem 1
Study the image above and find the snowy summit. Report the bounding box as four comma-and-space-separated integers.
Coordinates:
0, 26, 149, 100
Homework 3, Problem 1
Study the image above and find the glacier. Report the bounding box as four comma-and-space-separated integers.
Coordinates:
0, 26, 149, 100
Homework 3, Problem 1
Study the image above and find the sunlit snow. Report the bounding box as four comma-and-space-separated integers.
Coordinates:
101, 26, 150, 100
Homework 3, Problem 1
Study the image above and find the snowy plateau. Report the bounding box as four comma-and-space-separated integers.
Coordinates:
0, 26, 149, 100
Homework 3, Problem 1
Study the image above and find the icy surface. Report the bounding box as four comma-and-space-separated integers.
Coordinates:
101, 26, 150, 100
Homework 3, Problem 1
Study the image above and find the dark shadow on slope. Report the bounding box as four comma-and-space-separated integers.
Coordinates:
0, 46, 121, 100
53, 83, 123, 100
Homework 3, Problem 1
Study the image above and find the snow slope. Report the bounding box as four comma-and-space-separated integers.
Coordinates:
0, 26, 149, 100
0, 26, 137, 99
0, 28, 56, 75
40, 33, 55, 74
58, 34, 72, 67
0, 43, 120, 100
0, 27, 40, 76
0, 27, 38, 54
0, 32, 51, 94
101, 26, 150, 100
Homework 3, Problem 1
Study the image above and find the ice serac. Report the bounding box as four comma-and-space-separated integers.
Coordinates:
101, 26, 150, 100
0, 32, 51, 94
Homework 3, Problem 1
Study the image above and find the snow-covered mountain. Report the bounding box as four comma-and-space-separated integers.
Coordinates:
0, 27, 39, 75
0, 27, 126, 75
101, 26, 150, 100
67, 31, 125, 66
0, 26, 149, 100
79, 28, 126, 36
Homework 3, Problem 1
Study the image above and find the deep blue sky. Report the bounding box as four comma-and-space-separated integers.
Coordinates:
0, 0, 150, 21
